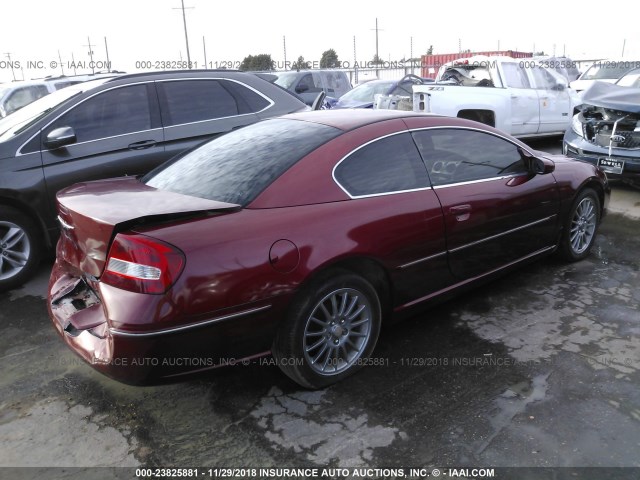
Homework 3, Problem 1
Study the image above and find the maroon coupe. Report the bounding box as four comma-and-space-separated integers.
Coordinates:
48, 110, 609, 388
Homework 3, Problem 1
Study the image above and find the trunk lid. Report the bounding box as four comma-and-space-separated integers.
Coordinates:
56, 176, 240, 277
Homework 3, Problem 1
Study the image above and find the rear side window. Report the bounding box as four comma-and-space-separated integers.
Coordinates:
223, 80, 271, 113
334, 132, 430, 197
158, 80, 239, 126
144, 119, 341, 205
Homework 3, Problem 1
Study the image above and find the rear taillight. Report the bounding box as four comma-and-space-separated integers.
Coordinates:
101, 233, 185, 294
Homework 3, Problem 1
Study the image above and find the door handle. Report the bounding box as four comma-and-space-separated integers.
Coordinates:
128, 140, 157, 150
450, 204, 471, 221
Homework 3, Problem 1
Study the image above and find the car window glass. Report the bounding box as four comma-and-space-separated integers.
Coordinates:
5, 86, 48, 115
221, 80, 270, 113
334, 132, 430, 197
411, 129, 526, 186
159, 80, 238, 126
144, 119, 341, 206
531, 66, 555, 90
502, 63, 531, 88
45, 84, 151, 144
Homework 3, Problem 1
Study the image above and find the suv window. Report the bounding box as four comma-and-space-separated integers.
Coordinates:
334, 132, 430, 197
144, 119, 341, 206
5, 86, 49, 115
223, 81, 270, 113
45, 85, 152, 144
158, 80, 239, 126
411, 129, 526, 186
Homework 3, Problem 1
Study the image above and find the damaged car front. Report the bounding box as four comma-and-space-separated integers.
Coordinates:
564, 81, 640, 187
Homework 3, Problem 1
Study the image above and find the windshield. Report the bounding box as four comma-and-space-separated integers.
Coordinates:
0, 78, 110, 142
144, 118, 341, 206
581, 62, 637, 80
616, 68, 640, 88
338, 81, 395, 103
273, 72, 300, 90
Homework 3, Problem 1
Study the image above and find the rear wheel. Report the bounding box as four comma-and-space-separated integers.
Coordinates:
273, 270, 381, 389
559, 188, 600, 262
0, 207, 42, 292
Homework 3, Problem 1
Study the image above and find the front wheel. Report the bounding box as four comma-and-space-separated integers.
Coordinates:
273, 270, 382, 389
559, 188, 601, 262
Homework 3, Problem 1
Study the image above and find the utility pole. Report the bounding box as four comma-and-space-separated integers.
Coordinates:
83, 37, 96, 74
57, 50, 65, 76
371, 18, 384, 75
410, 36, 413, 74
4, 53, 16, 81
353, 36, 357, 84
283, 36, 287, 70
104, 37, 111, 72
621, 39, 626, 57
203, 36, 208, 69
173, 0, 193, 68
71, 53, 77, 75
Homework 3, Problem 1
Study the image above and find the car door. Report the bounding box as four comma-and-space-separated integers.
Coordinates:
411, 127, 560, 280
500, 62, 540, 136
332, 130, 453, 305
40, 83, 166, 222
529, 66, 572, 134
293, 73, 324, 105
156, 79, 260, 159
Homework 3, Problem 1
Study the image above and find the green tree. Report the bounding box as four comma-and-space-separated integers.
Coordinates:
426, 45, 434, 55
239, 54, 274, 71
320, 49, 339, 68
371, 54, 383, 65
292, 56, 308, 70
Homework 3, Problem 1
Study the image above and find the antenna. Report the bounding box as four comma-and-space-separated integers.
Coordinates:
4, 53, 16, 81
83, 36, 96, 74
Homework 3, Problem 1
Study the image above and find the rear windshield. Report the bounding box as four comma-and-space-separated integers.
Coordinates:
143, 118, 341, 206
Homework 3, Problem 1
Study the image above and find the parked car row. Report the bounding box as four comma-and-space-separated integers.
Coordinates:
0, 73, 118, 118
0, 65, 621, 389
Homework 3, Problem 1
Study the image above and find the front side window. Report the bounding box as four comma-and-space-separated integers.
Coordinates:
45, 85, 151, 144
531, 66, 556, 90
158, 80, 239, 126
502, 63, 531, 88
144, 119, 341, 206
411, 129, 526, 186
334, 132, 430, 197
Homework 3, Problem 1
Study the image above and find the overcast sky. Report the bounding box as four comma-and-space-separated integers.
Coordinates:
1, 0, 639, 83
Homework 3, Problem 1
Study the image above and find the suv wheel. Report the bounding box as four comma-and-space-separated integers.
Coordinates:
0, 207, 42, 292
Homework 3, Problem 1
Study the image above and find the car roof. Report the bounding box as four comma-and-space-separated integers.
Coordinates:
280, 109, 437, 130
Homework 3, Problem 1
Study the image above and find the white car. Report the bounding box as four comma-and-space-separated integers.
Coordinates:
570, 59, 640, 93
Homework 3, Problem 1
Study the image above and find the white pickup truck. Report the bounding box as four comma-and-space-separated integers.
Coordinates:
375, 55, 578, 138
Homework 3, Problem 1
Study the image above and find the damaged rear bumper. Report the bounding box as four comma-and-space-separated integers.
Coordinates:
48, 260, 278, 384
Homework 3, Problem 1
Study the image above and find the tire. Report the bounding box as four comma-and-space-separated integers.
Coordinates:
0, 206, 43, 292
273, 269, 382, 389
559, 188, 600, 262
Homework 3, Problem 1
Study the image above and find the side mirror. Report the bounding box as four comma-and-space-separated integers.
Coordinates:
531, 156, 555, 175
519, 147, 555, 175
295, 84, 309, 93
553, 83, 566, 91
311, 91, 326, 110
44, 126, 77, 149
